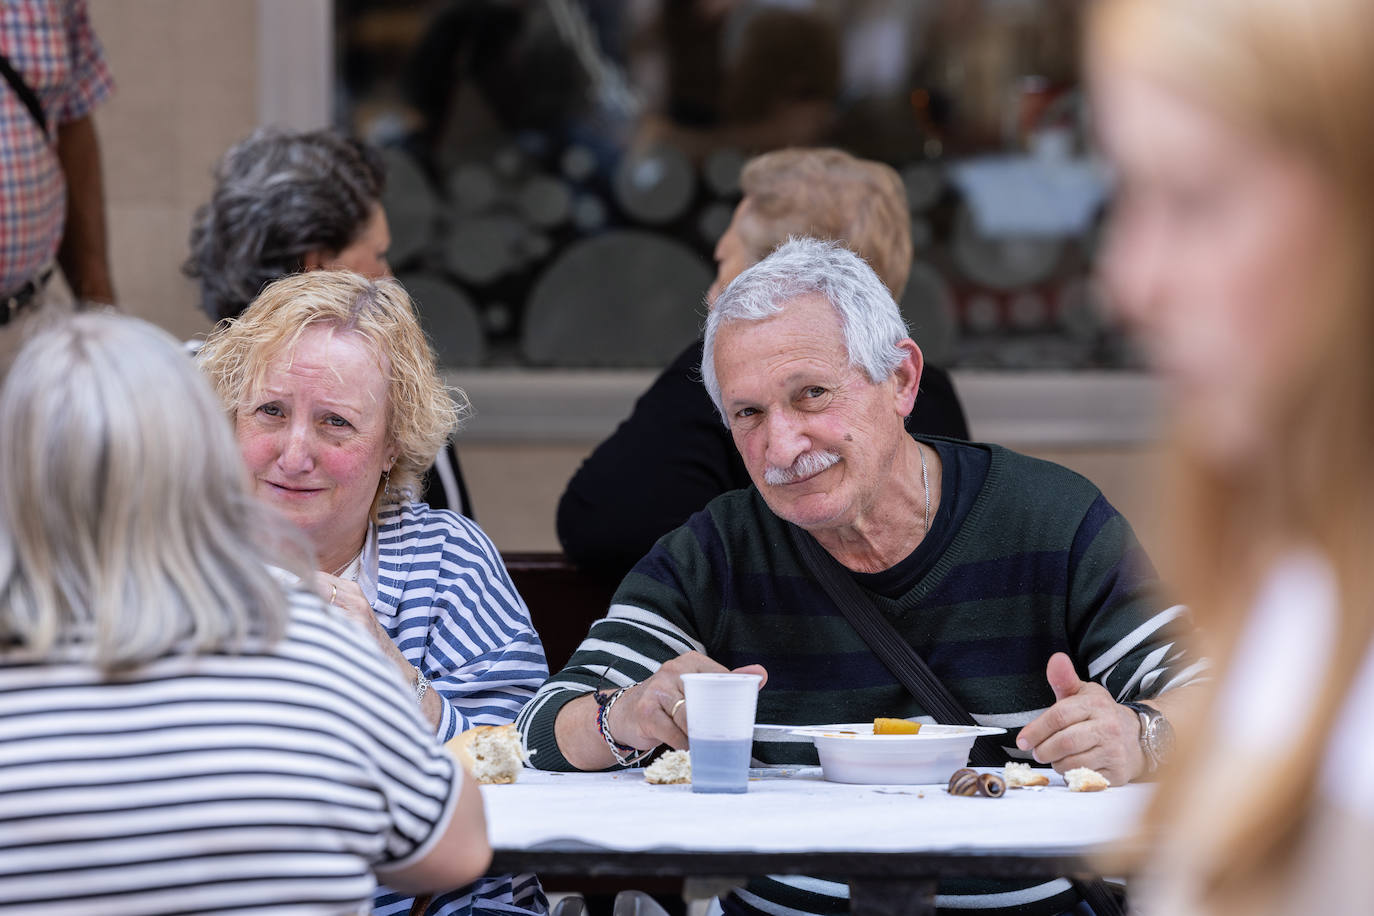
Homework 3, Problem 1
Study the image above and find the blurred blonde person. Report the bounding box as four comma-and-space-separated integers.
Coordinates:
0, 313, 490, 910
1089, 0, 1374, 912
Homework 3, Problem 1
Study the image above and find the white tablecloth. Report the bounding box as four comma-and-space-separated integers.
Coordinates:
481, 767, 1151, 857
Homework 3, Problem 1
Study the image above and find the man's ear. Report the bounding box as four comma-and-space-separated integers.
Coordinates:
301, 249, 327, 271
891, 339, 924, 417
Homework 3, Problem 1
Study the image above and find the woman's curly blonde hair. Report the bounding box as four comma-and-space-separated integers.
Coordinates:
198, 270, 466, 516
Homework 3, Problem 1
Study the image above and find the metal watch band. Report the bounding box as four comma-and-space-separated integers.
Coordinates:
1123, 701, 1172, 773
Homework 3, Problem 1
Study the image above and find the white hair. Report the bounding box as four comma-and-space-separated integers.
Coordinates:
0, 313, 313, 669
701, 236, 911, 423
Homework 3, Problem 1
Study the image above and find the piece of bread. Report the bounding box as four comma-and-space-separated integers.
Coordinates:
1064, 766, 1110, 792
1004, 761, 1051, 788
446, 724, 526, 784
644, 749, 692, 784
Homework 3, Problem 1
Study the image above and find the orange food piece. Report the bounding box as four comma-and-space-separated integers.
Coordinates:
873, 718, 922, 735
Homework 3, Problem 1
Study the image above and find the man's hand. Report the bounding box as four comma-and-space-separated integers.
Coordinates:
607, 651, 767, 752
1015, 652, 1145, 786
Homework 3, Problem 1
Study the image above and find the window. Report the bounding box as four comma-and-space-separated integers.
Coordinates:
335, 0, 1134, 372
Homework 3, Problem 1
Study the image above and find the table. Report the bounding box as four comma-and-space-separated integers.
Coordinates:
481, 767, 1150, 916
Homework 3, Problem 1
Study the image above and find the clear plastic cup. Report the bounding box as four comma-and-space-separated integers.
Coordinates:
681, 672, 762, 794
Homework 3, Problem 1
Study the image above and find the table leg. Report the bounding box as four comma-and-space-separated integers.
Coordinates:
849, 878, 938, 916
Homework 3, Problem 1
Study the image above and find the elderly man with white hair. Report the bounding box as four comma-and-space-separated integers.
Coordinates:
518, 238, 1204, 916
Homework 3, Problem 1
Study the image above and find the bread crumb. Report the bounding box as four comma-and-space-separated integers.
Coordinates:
1065, 767, 1110, 792
645, 749, 692, 784
1004, 761, 1051, 788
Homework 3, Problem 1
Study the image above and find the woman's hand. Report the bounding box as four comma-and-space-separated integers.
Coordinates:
314, 573, 378, 636
313, 572, 443, 729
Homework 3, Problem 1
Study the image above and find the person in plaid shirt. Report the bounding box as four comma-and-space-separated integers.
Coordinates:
0, 0, 114, 370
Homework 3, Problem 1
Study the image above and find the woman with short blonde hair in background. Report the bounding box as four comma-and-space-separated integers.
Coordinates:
199, 270, 548, 916
0, 313, 491, 910
1088, 0, 1374, 912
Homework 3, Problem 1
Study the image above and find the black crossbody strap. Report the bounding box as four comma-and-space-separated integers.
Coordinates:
792, 524, 1126, 916
791, 525, 1001, 767
0, 50, 49, 141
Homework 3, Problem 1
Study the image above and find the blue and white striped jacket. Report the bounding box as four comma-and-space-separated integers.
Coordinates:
371, 502, 549, 916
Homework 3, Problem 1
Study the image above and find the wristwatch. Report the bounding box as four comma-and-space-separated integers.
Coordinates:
1123, 701, 1174, 773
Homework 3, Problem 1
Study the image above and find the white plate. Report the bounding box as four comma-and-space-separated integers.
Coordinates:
790, 723, 1007, 784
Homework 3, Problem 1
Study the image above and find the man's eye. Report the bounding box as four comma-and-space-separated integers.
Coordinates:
734, 407, 759, 420
803, 386, 826, 399
325, 415, 351, 428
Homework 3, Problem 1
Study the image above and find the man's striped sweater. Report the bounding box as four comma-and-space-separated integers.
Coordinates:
517, 440, 1203, 916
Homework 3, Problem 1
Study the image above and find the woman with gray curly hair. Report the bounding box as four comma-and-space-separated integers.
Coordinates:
184, 126, 389, 325
185, 126, 473, 516
199, 269, 549, 916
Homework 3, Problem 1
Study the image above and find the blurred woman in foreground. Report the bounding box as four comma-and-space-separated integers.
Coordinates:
1089, 0, 1374, 912
0, 313, 490, 910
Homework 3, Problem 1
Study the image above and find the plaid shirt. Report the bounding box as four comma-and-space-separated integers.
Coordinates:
0, 0, 112, 294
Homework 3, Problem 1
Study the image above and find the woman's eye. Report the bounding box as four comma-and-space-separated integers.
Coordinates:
325, 415, 351, 428
257, 403, 284, 418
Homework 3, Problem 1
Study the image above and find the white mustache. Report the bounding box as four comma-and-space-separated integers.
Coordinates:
764, 450, 841, 486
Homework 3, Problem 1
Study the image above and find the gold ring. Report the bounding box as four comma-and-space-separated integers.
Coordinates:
670, 698, 686, 717
329, 584, 337, 606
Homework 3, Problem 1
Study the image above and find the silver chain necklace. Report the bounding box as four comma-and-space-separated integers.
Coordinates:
332, 549, 363, 582
919, 443, 931, 534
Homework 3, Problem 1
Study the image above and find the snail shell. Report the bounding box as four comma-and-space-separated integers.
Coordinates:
978, 773, 1007, 798
947, 768, 981, 796
947, 768, 1007, 798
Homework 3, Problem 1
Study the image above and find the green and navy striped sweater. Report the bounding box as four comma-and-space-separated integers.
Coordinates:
518, 440, 1203, 916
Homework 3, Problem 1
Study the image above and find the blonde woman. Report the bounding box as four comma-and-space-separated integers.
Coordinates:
184, 126, 473, 517
199, 270, 548, 916
1088, 0, 1374, 912
0, 313, 491, 910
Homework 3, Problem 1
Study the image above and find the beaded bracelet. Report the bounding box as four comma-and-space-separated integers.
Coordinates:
594, 686, 655, 766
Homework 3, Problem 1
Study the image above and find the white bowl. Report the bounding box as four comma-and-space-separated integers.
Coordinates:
791, 723, 1008, 785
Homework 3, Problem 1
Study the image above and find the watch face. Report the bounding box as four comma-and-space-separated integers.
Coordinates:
1146, 715, 1176, 761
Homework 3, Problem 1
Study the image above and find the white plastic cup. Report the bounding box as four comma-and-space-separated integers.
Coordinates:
681, 672, 761, 794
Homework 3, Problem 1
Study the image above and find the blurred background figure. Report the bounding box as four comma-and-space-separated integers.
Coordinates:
185, 126, 474, 515
185, 127, 390, 325
0, 0, 115, 373
198, 271, 549, 916
630, 1, 841, 161
0, 312, 491, 910
557, 147, 969, 580
333, 0, 1121, 376
1088, 0, 1374, 912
